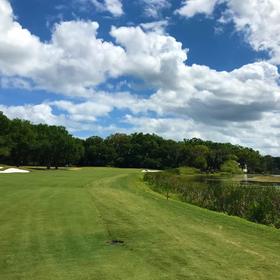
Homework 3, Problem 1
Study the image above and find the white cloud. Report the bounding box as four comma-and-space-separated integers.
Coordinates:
143, 61, 280, 122
42, 21, 126, 96
50, 91, 141, 121
177, 0, 280, 65
0, 0, 53, 77
1, 0, 186, 96
104, 0, 123, 16
90, 0, 123, 17
176, 0, 219, 17
124, 115, 200, 140
0, 103, 62, 125
110, 25, 188, 90
224, 0, 280, 65
51, 101, 112, 122
0, 0, 126, 97
140, 0, 171, 18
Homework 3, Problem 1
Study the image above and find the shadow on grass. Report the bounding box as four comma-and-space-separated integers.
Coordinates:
28, 167, 74, 171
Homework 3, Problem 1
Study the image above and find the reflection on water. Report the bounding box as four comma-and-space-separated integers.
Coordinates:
182, 174, 280, 188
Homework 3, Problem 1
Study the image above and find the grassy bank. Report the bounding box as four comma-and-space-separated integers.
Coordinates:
144, 172, 280, 228
0, 168, 279, 279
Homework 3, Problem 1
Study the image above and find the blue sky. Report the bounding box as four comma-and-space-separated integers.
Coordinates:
1, 0, 280, 155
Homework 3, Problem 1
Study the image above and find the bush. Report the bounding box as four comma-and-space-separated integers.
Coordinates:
220, 160, 243, 174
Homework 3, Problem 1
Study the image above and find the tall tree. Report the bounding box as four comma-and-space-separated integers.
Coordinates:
0, 112, 11, 160
9, 119, 35, 166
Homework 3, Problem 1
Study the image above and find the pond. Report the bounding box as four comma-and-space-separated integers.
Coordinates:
181, 174, 280, 188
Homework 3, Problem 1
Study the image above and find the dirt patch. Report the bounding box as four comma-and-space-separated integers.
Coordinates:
107, 240, 125, 245
69, 168, 82, 171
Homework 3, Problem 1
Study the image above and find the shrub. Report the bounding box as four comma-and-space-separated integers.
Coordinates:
220, 160, 243, 174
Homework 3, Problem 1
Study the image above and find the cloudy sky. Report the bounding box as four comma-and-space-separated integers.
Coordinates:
0, 0, 280, 155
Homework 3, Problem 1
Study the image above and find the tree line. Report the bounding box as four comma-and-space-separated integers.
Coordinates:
1, 112, 280, 173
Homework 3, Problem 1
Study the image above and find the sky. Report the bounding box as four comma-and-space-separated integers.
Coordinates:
0, 0, 280, 155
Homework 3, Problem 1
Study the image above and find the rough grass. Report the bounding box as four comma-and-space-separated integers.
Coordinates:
0, 167, 279, 279
178, 166, 201, 175
0, 164, 10, 171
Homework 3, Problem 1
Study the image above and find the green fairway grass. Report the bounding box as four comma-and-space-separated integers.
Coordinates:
0, 168, 279, 279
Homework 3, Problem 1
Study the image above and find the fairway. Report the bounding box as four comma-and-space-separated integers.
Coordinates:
0, 168, 279, 279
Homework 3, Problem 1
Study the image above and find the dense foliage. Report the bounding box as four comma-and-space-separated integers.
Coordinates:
220, 160, 243, 174
144, 172, 280, 228
1, 112, 280, 172
0, 112, 84, 168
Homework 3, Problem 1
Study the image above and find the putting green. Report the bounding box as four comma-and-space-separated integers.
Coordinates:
0, 167, 279, 279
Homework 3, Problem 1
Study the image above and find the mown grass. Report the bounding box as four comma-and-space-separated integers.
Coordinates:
0, 167, 279, 279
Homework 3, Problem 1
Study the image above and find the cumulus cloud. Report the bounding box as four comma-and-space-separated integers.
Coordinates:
0, 0, 187, 96
143, 61, 280, 122
177, 0, 280, 65
0, 0, 53, 77
111, 25, 188, 90
42, 21, 126, 96
0, 1, 126, 97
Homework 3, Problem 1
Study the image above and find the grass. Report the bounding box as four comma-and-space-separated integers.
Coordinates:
0, 164, 10, 171
178, 166, 201, 175
0, 167, 279, 279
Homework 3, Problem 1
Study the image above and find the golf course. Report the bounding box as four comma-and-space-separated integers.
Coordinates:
0, 167, 279, 279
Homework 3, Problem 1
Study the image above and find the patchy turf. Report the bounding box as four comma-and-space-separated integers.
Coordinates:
0, 167, 279, 279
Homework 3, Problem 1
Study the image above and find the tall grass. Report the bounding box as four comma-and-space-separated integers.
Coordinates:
144, 172, 280, 228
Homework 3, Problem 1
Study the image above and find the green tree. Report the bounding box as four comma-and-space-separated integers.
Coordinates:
0, 112, 11, 160
220, 160, 243, 174
193, 156, 208, 170
9, 119, 35, 166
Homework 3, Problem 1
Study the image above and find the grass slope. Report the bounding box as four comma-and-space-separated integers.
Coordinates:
0, 167, 279, 280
